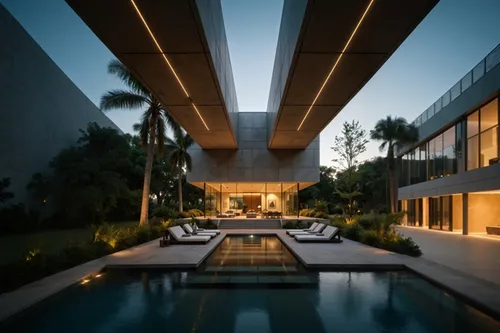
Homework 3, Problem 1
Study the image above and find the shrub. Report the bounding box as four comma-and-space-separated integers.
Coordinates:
330, 219, 347, 231
387, 235, 422, 257
282, 221, 295, 229
341, 223, 363, 241
177, 211, 191, 219
314, 201, 328, 213
188, 209, 203, 217
360, 229, 380, 247
314, 211, 328, 219
153, 206, 177, 221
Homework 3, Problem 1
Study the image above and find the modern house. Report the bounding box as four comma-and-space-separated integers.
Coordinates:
66, 0, 437, 217
398, 44, 500, 235
0, 4, 119, 205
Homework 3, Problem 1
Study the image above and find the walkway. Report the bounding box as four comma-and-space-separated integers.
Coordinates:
397, 226, 500, 287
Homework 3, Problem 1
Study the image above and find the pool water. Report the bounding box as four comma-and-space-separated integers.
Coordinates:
2, 235, 499, 333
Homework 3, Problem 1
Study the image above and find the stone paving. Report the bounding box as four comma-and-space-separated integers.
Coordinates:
1, 227, 500, 322
396, 226, 500, 287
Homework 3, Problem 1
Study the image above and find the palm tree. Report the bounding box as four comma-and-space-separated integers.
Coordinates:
370, 116, 418, 213
165, 127, 194, 212
100, 60, 179, 225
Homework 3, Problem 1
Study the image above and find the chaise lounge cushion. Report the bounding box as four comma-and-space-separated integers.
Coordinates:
168, 226, 210, 243
294, 226, 342, 243
183, 224, 217, 238
288, 223, 326, 236
285, 222, 318, 234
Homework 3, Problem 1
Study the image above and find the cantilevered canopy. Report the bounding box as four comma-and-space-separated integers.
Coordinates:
66, 0, 238, 148
269, 0, 439, 148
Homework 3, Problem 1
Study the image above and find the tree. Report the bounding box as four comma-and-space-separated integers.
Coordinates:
165, 127, 194, 212
0, 178, 14, 204
357, 157, 388, 212
100, 60, 179, 226
370, 116, 418, 213
331, 121, 369, 216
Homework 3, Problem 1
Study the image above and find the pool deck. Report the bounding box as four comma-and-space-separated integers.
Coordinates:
1, 229, 500, 321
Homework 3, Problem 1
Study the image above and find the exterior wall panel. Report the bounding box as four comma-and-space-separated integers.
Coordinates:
187, 112, 319, 183
0, 5, 119, 204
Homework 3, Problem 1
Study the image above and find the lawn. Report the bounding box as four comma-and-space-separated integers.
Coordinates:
0, 221, 138, 265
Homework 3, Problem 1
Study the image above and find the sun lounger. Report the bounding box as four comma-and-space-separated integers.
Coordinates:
168, 226, 211, 244
183, 224, 217, 238
294, 226, 342, 243
288, 223, 326, 236
285, 222, 318, 235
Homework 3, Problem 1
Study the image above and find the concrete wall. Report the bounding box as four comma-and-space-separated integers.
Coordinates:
195, 0, 238, 119
266, 0, 308, 139
469, 193, 500, 233
187, 112, 319, 183
0, 5, 119, 204
399, 163, 500, 200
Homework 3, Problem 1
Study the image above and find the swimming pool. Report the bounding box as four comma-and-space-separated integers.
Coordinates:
2, 235, 499, 333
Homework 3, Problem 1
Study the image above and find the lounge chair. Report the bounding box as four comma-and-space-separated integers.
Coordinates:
288, 223, 326, 236
192, 224, 220, 234
168, 226, 211, 244
285, 222, 318, 235
183, 224, 217, 238
294, 226, 342, 243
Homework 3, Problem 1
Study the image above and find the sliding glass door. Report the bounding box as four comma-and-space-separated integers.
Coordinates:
429, 196, 453, 231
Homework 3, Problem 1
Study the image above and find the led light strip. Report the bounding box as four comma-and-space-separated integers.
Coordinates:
297, 0, 375, 131
130, 0, 210, 131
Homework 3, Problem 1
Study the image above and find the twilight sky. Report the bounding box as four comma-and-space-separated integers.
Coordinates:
2, 0, 500, 166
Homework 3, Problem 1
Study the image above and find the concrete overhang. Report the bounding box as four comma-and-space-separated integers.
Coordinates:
269, 0, 439, 149
66, 0, 238, 149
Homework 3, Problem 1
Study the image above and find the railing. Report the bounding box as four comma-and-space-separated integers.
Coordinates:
412, 43, 500, 127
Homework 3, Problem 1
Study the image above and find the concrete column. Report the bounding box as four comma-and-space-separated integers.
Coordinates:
462, 193, 469, 235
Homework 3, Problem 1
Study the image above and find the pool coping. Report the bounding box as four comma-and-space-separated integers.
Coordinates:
1, 231, 500, 322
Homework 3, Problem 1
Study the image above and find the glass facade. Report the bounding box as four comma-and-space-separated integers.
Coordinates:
467, 99, 498, 169
399, 97, 499, 187
203, 183, 299, 218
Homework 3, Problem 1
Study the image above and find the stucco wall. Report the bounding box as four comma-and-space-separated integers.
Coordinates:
0, 5, 119, 204
187, 112, 319, 183
469, 193, 500, 233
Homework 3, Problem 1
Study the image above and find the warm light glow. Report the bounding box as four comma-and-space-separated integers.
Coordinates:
95, 274, 102, 278
297, 0, 376, 131
130, 0, 210, 131
81, 279, 90, 285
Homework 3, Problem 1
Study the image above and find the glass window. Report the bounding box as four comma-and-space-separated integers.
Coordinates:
467, 135, 479, 170
435, 133, 443, 178
428, 139, 435, 179
419, 144, 427, 182
480, 127, 498, 167
443, 127, 456, 176
480, 99, 498, 131
467, 111, 479, 138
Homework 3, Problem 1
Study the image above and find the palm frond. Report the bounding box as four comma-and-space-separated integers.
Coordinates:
107, 60, 150, 97
156, 115, 167, 158
100, 90, 147, 111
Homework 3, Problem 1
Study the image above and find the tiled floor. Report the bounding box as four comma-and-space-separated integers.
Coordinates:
396, 226, 500, 287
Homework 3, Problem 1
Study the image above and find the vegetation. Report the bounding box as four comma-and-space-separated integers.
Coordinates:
370, 116, 418, 212
0, 124, 203, 236
330, 213, 422, 257
100, 60, 180, 225
0, 220, 173, 293
165, 127, 194, 212
332, 120, 369, 216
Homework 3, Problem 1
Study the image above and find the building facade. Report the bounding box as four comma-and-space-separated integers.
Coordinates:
0, 5, 119, 204
65, 0, 437, 218
398, 44, 500, 235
